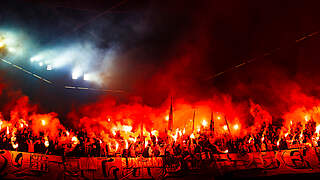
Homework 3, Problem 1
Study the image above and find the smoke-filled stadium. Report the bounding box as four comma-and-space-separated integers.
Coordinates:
2, 0, 320, 179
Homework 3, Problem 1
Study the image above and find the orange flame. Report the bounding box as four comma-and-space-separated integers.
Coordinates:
202, 119, 208, 127
223, 125, 228, 131
233, 124, 239, 130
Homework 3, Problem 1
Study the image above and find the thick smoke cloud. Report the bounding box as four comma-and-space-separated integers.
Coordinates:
1, 0, 320, 134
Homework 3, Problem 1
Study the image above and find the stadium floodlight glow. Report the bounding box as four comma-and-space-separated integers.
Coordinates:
30, 55, 43, 62
83, 72, 102, 84
47, 65, 52, 71
72, 69, 82, 80
39, 62, 43, 66
83, 73, 91, 81
8, 47, 16, 53
0, 30, 25, 56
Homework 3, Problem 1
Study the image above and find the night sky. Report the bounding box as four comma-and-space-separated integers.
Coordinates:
1, 0, 320, 124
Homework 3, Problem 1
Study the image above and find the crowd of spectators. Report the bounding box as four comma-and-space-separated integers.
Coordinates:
0, 120, 319, 158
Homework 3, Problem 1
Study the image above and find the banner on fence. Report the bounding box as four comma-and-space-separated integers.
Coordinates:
0, 148, 320, 179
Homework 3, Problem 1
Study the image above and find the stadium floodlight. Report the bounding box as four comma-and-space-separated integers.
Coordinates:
30, 55, 42, 62
72, 68, 82, 80
47, 65, 52, 71
83, 73, 91, 81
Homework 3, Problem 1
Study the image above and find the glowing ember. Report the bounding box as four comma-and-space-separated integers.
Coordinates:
190, 133, 195, 139
224, 149, 228, 153
129, 137, 137, 143
223, 125, 228, 131
316, 124, 320, 134
202, 119, 208, 127
172, 133, 178, 142
145, 139, 148, 148
304, 115, 309, 122
122, 125, 132, 133
41, 120, 46, 126
151, 129, 158, 136
111, 127, 117, 136
71, 136, 79, 144
285, 132, 289, 137
45, 140, 49, 147
115, 142, 119, 151
66, 131, 70, 136
12, 143, 18, 149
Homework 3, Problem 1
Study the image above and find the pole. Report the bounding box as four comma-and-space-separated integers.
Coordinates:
210, 112, 214, 136
141, 119, 144, 144
224, 115, 232, 137
192, 109, 196, 132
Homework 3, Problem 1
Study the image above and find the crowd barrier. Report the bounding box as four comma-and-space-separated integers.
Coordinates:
0, 147, 320, 179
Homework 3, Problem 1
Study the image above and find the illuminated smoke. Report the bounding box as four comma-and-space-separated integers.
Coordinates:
0, 29, 27, 57
30, 42, 116, 85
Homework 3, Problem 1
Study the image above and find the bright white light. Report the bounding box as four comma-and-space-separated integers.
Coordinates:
0, 30, 25, 56
223, 125, 228, 131
39, 62, 43, 67
47, 65, 52, 71
30, 55, 43, 62
82, 72, 102, 83
3, 34, 15, 45
8, 47, 16, 53
72, 69, 82, 80
202, 119, 208, 127
27, 42, 114, 86
0, 41, 5, 48
81, 71, 103, 84
83, 73, 91, 81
